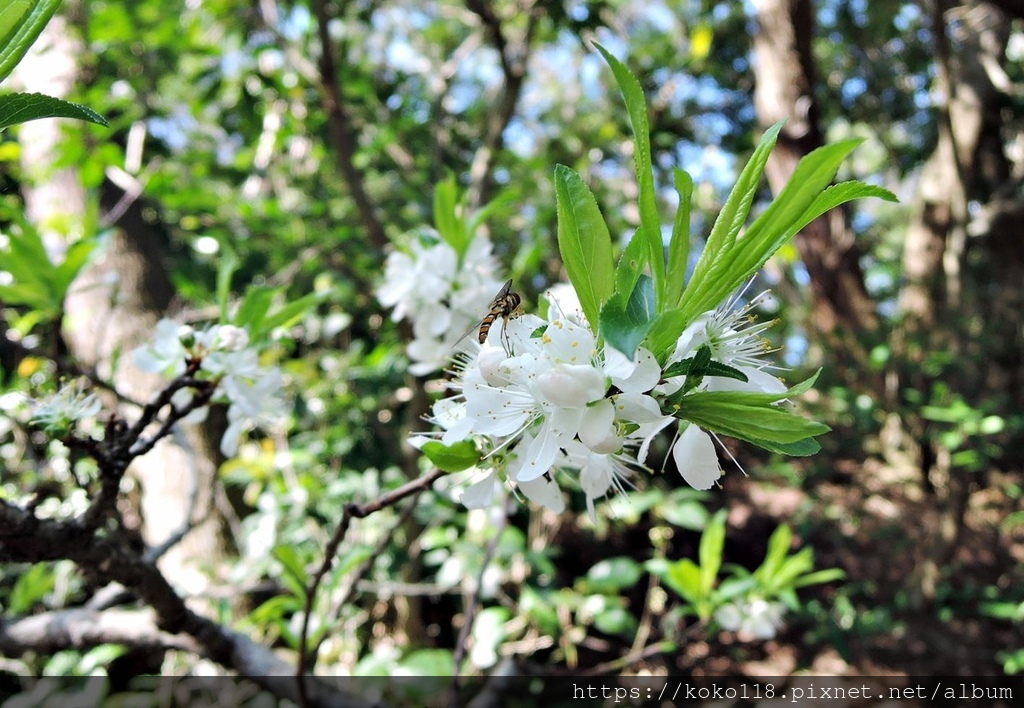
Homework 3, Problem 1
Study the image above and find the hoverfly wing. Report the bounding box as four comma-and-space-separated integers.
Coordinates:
451, 314, 487, 350
449, 280, 515, 351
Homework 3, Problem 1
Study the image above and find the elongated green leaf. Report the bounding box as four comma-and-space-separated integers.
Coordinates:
698, 509, 727, 595
680, 122, 783, 318
746, 436, 822, 456
53, 237, 96, 296
554, 164, 615, 331
663, 558, 702, 604
433, 175, 467, 256
258, 292, 325, 338
644, 309, 691, 365
216, 244, 239, 324
0, 0, 62, 85
599, 274, 656, 359
0, 283, 53, 313
614, 230, 647, 303
792, 180, 897, 234
793, 568, 846, 587
0, 2, 32, 55
422, 440, 481, 472
0, 92, 106, 131
676, 394, 830, 446
234, 285, 276, 336
662, 355, 748, 383
687, 139, 868, 320
666, 168, 693, 307
593, 43, 665, 307
761, 524, 792, 579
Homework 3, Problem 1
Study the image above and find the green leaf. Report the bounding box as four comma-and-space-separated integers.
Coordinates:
662, 558, 702, 605
614, 230, 647, 303
662, 354, 749, 384
795, 181, 897, 233
233, 285, 276, 336
273, 545, 309, 601
698, 509, 727, 594
586, 556, 643, 594
681, 345, 713, 394
593, 42, 665, 307
761, 524, 792, 579
745, 436, 822, 456
599, 274, 656, 359
793, 568, 845, 587
594, 605, 638, 638
52, 237, 96, 297
666, 168, 693, 307
0, 0, 62, 85
421, 440, 480, 472
667, 372, 829, 452
0, 280, 55, 313
258, 292, 325, 339
675, 393, 830, 450
679, 121, 782, 319
553, 164, 615, 331
216, 244, 240, 324
0, 92, 106, 131
398, 649, 455, 677
686, 138, 877, 321
644, 309, 690, 365
9, 563, 56, 614
433, 175, 467, 256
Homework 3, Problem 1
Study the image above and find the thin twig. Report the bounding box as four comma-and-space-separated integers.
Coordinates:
447, 511, 508, 707
295, 468, 447, 707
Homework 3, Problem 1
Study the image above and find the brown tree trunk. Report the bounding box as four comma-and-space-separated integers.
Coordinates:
14, 12, 229, 594
891, 1, 1016, 600
750, 0, 879, 377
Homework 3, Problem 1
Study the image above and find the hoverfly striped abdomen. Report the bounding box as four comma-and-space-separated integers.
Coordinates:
477, 281, 522, 344
453, 279, 524, 351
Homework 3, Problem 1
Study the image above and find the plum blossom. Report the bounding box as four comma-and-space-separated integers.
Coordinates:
31, 379, 101, 433
132, 319, 284, 457
663, 291, 786, 490
416, 271, 795, 511
377, 230, 504, 375
714, 597, 786, 640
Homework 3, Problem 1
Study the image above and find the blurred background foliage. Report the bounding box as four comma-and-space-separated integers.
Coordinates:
1, 0, 1023, 696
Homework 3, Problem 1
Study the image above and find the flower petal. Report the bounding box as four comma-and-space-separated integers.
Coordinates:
460, 471, 497, 509
518, 474, 565, 513
673, 423, 722, 490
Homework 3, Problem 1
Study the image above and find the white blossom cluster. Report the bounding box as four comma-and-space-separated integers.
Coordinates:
419, 288, 786, 515
377, 229, 505, 375
133, 319, 283, 457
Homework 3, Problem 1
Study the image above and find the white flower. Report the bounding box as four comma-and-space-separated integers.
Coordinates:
134, 318, 189, 376
665, 290, 785, 489
31, 379, 102, 432
216, 350, 284, 457
672, 423, 722, 490
560, 439, 637, 520
377, 235, 459, 322
377, 231, 505, 374
215, 325, 249, 352
667, 290, 785, 395
133, 319, 283, 457
715, 597, 786, 640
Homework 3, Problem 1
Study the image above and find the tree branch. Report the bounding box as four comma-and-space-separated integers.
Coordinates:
464, 0, 542, 208
310, 0, 388, 250
0, 500, 376, 708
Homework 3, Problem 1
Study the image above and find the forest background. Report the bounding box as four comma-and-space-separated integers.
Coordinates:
0, 0, 1023, 705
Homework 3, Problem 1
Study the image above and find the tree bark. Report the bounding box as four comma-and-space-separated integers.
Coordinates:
750, 0, 879, 351
14, 10, 229, 595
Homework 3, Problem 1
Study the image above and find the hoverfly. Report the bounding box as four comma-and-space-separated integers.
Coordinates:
454, 279, 523, 351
